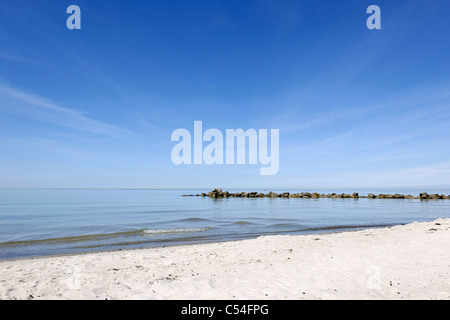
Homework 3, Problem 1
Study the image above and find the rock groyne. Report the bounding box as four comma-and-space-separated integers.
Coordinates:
182, 189, 450, 200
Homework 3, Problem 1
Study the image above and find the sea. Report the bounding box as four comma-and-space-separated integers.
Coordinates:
1, 188, 450, 261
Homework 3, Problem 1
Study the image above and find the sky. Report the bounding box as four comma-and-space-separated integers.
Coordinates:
1, 0, 450, 189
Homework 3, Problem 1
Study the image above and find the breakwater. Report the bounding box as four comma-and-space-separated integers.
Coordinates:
183, 189, 450, 200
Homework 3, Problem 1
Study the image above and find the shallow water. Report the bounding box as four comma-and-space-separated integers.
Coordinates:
1, 188, 450, 260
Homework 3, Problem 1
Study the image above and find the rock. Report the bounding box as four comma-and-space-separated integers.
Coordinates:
352, 192, 359, 198
420, 192, 430, 200
207, 188, 226, 198
367, 193, 376, 199
376, 194, 393, 199
393, 194, 405, 199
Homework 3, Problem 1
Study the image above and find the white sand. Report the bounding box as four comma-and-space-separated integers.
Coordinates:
1, 218, 450, 300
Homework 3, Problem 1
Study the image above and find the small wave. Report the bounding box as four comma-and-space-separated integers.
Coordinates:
143, 227, 211, 235
233, 221, 254, 225
300, 224, 393, 232
178, 218, 210, 222
0, 227, 212, 247
269, 223, 300, 228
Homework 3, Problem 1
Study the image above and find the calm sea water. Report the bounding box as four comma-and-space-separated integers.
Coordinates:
1, 188, 450, 261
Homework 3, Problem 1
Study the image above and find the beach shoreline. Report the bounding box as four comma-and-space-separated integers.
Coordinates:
0, 223, 396, 263
1, 218, 450, 300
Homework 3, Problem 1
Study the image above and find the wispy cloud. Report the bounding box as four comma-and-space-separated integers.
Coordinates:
0, 82, 138, 139
0, 52, 36, 64
355, 161, 450, 188
0, 136, 89, 158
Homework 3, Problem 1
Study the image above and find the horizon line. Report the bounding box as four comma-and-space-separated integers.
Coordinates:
1, 186, 450, 191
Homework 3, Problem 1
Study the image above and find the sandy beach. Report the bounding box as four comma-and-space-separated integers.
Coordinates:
1, 218, 449, 300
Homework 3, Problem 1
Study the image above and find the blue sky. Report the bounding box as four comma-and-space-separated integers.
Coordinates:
1, 0, 450, 189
